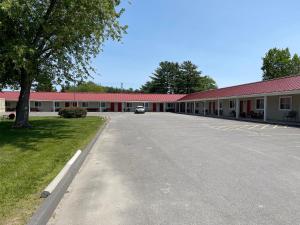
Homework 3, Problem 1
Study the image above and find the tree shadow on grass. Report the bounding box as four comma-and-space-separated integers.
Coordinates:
0, 118, 77, 151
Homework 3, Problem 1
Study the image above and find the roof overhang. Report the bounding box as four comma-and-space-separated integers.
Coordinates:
177, 89, 300, 102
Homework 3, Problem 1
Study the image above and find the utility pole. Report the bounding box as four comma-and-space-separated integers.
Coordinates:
73, 79, 76, 106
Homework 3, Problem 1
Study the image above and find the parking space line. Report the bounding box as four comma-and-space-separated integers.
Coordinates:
222, 125, 243, 130
291, 155, 300, 161
248, 125, 259, 130
261, 125, 269, 129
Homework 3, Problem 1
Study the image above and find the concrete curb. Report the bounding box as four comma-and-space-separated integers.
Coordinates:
27, 117, 109, 225
41, 150, 82, 198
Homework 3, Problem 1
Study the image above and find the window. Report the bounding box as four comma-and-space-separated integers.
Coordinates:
167, 103, 173, 108
100, 102, 106, 108
219, 102, 223, 109
55, 102, 60, 107
35, 101, 42, 108
72, 102, 77, 107
5, 102, 10, 107
256, 99, 264, 110
82, 102, 88, 108
127, 103, 132, 108
195, 102, 199, 108
145, 103, 149, 108
279, 96, 292, 110
229, 100, 235, 109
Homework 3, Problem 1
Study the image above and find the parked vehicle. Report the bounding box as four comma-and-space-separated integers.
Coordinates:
135, 106, 145, 114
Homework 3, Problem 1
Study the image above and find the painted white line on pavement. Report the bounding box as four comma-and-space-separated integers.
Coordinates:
222, 125, 242, 131
291, 155, 300, 161
261, 125, 269, 129
248, 125, 259, 130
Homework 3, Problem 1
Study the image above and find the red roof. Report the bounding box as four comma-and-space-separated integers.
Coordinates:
2, 76, 300, 103
0, 91, 185, 102
179, 75, 300, 101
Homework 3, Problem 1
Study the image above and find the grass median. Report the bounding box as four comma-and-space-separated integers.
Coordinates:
0, 116, 105, 225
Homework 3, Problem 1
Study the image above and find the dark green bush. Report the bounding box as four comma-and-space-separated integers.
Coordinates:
8, 113, 15, 120
58, 107, 87, 118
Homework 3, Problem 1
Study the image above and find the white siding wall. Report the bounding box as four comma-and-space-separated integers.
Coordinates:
267, 94, 300, 121
0, 98, 5, 113
30, 101, 53, 112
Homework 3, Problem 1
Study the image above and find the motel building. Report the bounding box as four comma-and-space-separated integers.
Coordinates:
0, 75, 300, 124
176, 75, 300, 123
0, 92, 185, 113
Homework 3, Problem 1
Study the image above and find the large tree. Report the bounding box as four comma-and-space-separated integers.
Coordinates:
141, 61, 217, 94
177, 61, 216, 94
141, 61, 180, 94
261, 48, 300, 80
197, 75, 217, 91
0, 0, 126, 127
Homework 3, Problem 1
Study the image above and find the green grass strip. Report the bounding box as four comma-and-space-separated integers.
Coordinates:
0, 116, 105, 225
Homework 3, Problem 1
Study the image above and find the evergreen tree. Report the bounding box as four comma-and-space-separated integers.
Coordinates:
140, 61, 217, 94
178, 61, 201, 94
141, 61, 180, 93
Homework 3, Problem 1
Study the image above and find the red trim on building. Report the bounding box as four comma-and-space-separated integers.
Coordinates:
110, 102, 115, 112
247, 100, 251, 113
2, 75, 300, 103
153, 103, 157, 112
0, 92, 185, 102
179, 75, 300, 101
118, 103, 122, 112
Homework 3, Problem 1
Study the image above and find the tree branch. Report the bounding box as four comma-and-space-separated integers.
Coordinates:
32, 0, 58, 45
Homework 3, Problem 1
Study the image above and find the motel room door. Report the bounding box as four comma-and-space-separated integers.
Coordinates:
153, 103, 157, 112
118, 103, 122, 112
247, 100, 251, 114
212, 102, 216, 114
110, 102, 115, 112
159, 103, 164, 112
240, 101, 244, 115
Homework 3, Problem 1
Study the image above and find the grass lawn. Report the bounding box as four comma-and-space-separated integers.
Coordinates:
0, 116, 105, 225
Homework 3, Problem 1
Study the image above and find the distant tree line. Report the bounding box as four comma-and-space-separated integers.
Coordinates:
60, 81, 139, 93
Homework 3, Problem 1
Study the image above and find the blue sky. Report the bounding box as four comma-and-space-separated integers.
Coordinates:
92, 0, 300, 90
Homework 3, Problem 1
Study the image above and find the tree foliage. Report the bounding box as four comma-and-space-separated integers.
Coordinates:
140, 61, 217, 94
261, 48, 300, 80
62, 81, 138, 93
32, 76, 56, 92
141, 61, 180, 94
0, 0, 127, 127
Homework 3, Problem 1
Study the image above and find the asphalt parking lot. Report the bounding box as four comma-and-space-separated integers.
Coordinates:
48, 113, 300, 225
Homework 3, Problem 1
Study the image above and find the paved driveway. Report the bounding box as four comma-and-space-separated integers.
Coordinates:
48, 113, 300, 225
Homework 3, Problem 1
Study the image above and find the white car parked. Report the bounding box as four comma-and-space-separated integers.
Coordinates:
134, 106, 145, 114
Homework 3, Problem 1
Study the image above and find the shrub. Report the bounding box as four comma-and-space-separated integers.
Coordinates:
8, 113, 15, 120
58, 107, 87, 118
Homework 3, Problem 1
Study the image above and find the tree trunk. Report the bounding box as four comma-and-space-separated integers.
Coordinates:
14, 70, 32, 128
